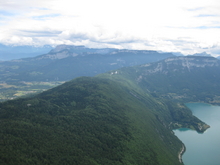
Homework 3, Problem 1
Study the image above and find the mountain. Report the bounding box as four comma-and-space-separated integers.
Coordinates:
47, 44, 117, 56
171, 51, 213, 57
0, 76, 207, 165
1, 55, 218, 164
157, 51, 184, 56
0, 44, 53, 61
170, 52, 184, 56
101, 56, 220, 104
189, 51, 212, 57
0, 44, 174, 82
1, 45, 220, 164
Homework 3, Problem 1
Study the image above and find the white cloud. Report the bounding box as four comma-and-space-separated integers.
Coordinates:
0, 0, 220, 56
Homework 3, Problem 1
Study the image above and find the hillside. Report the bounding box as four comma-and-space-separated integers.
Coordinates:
101, 56, 220, 104
0, 74, 209, 164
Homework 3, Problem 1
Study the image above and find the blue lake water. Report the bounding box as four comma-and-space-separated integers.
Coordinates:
173, 103, 220, 165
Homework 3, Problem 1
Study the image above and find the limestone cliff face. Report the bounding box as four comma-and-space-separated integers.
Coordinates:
110, 49, 158, 54
49, 44, 85, 53
164, 56, 219, 68
140, 56, 219, 75
42, 50, 78, 59
37, 45, 85, 60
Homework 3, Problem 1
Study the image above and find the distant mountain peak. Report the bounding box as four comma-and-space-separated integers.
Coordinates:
189, 51, 212, 57
139, 56, 219, 75
49, 44, 86, 53
111, 49, 158, 54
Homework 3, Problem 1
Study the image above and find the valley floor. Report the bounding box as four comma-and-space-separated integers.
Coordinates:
0, 81, 64, 101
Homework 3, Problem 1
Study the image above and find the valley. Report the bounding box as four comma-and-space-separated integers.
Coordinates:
0, 81, 64, 101
0, 45, 174, 101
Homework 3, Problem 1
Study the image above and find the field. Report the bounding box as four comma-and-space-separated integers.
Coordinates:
0, 81, 65, 102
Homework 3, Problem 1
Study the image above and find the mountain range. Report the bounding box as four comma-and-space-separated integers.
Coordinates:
189, 52, 212, 57
0, 45, 219, 164
0, 44, 174, 83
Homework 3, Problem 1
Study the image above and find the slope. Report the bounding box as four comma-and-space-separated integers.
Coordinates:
0, 76, 187, 165
101, 56, 220, 104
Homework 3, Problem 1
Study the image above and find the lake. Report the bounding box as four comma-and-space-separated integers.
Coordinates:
173, 103, 220, 165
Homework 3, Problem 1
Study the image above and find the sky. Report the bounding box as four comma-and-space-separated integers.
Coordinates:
0, 0, 220, 56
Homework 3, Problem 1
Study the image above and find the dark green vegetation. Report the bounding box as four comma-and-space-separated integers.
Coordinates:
0, 77, 187, 165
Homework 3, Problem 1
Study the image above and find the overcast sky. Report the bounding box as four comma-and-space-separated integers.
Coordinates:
0, 0, 220, 56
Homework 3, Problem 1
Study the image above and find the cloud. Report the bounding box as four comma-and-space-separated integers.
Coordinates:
32, 14, 61, 20
195, 26, 220, 29
59, 31, 90, 41
196, 14, 220, 17
187, 7, 205, 12
0, 0, 53, 10
0, 0, 220, 56
19, 30, 62, 37
0, 10, 16, 16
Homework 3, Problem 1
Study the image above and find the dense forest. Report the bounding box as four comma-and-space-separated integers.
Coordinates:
0, 76, 205, 164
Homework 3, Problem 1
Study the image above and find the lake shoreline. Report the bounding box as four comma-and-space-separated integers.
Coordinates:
178, 144, 186, 164
175, 102, 220, 165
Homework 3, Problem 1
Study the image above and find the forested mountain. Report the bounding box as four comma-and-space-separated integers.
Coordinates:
0, 76, 207, 165
102, 56, 220, 104
1, 55, 219, 164
0, 50, 220, 165
0, 45, 174, 82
